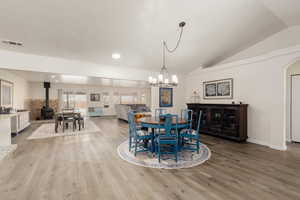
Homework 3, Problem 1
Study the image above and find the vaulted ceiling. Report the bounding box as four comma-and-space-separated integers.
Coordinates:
0, 0, 299, 73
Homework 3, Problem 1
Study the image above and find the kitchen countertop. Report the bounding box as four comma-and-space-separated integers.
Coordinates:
0, 113, 18, 120
0, 110, 30, 120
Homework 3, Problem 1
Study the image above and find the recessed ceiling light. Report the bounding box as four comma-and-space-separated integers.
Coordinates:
112, 53, 121, 60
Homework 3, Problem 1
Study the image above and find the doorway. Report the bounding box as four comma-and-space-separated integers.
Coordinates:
291, 75, 300, 142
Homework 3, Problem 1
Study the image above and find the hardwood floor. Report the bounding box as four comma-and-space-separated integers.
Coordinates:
0, 117, 300, 200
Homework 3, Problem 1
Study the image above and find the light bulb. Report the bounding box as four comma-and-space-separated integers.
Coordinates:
172, 75, 178, 84
153, 78, 157, 84
158, 74, 163, 83
148, 76, 153, 83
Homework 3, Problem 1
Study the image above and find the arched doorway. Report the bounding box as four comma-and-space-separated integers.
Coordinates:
284, 59, 300, 144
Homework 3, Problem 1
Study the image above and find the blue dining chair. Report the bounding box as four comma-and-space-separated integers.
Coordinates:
181, 109, 193, 130
155, 114, 179, 163
181, 111, 202, 154
128, 111, 152, 156
154, 108, 167, 120
128, 111, 135, 151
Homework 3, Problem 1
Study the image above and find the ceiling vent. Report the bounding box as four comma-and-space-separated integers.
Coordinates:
2, 40, 23, 46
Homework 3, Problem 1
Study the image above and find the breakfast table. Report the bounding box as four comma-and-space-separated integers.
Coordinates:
54, 112, 82, 133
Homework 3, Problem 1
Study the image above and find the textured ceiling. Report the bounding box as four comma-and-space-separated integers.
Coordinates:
0, 0, 299, 73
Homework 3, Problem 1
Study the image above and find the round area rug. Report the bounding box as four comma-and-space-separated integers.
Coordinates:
117, 140, 211, 169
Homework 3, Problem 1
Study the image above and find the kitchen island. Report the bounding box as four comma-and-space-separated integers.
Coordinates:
0, 111, 30, 146
0, 114, 15, 146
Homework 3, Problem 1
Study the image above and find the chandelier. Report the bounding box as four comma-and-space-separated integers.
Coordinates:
148, 21, 186, 87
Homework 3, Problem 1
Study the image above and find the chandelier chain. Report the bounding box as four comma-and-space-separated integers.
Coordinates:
163, 26, 184, 53
162, 26, 184, 69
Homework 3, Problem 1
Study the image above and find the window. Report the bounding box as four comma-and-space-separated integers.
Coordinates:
120, 92, 138, 104
62, 91, 87, 116
120, 96, 134, 104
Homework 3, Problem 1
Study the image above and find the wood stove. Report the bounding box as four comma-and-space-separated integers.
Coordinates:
41, 82, 54, 119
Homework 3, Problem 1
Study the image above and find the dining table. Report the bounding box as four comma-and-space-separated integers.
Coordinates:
54, 112, 81, 133
139, 116, 189, 152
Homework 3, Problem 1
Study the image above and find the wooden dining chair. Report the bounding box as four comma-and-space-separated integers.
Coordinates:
128, 111, 135, 151
181, 111, 202, 153
62, 108, 75, 113
75, 113, 84, 131
62, 112, 76, 132
155, 114, 179, 163
181, 109, 193, 130
128, 111, 152, 155
154, 108, 167, 120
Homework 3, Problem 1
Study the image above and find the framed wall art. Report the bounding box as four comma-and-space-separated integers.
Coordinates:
159, 88, 173, 107
90, 93, 101, 102
203, 78, 233, 99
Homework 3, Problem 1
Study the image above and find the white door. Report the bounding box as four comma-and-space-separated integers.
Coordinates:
292, 75, 300, 142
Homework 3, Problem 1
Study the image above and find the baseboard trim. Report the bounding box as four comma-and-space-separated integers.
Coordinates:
247, 138, 287, 151
269, 144, 287, 151
247, 138, 269, 146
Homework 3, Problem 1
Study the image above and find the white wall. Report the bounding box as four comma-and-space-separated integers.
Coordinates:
0, 69, 29, 109
216, 25, 300, 146
29, 82, 151, 115
185, 46, 300, 150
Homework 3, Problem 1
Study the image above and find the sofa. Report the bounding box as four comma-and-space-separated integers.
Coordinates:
115, 104, 151, 121
88, 107, 103, 117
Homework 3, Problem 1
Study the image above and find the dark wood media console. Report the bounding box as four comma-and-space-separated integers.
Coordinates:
187, 103, 248, 142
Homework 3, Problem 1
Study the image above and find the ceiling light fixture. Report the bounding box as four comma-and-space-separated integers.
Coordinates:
112, 53, 121, 60
148, 21, 186, 88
